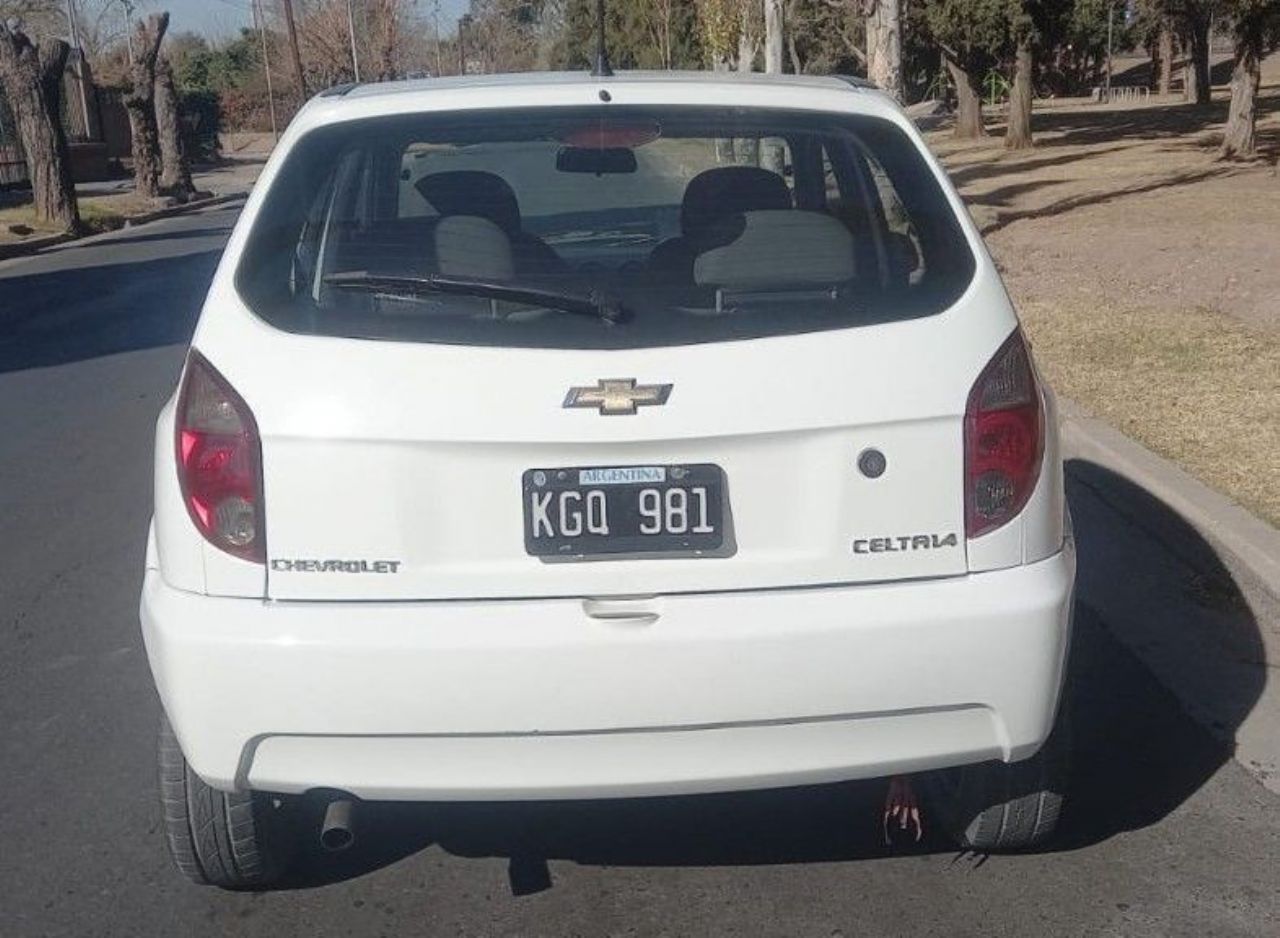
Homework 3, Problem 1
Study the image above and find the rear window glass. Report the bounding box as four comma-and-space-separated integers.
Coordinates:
236, 105, 975, 349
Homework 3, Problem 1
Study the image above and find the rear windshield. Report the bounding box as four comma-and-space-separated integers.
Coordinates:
236, 105, 976, 349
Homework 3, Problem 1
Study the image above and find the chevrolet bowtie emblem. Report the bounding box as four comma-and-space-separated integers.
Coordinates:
563, 378, 673, 416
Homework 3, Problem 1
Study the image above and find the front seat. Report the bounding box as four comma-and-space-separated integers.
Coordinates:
648, 166, 793, 281
414, 170, 564, 277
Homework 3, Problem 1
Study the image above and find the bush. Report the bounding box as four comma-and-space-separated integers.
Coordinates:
217, 87, 295, 134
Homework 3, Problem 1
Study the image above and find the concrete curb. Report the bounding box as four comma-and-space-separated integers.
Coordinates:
119, 191, 248, 228
0, 231, 75, 260
1060, 397, 1280, 600
0, 191, 247, 262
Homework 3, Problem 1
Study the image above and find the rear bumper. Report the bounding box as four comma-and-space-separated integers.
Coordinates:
141, 546, 1075, 800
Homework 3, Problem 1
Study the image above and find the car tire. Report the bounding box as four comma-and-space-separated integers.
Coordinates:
158, 715, 291, 888
923, 698, 1070, 851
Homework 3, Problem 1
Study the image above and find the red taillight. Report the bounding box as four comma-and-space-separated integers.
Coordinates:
964, 330, 1044, 539
175, 351, 265, 562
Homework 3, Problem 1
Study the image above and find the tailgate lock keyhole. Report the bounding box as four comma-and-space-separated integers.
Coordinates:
858, 448, 887, 479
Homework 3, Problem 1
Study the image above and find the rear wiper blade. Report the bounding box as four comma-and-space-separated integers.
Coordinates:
323, 272, 629, 324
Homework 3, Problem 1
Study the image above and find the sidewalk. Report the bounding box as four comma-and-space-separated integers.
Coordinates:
1, 157, 266, 259
73, 155, 267, 201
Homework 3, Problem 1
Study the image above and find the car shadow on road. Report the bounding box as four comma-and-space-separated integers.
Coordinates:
270, 462, 1265, 894
0, 249, 222, 373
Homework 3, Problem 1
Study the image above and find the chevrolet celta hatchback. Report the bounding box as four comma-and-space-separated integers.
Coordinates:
141, 70, 1075, 887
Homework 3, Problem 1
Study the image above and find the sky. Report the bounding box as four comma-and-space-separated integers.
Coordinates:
156, 0, 470, 42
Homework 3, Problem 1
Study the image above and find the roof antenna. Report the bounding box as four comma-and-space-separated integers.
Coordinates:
591, 0, 613, 78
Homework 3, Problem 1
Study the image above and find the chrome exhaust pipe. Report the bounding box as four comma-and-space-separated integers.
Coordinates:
320, 798, 356, 853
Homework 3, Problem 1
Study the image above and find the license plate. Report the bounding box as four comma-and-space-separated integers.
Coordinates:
523, 464, 725, 557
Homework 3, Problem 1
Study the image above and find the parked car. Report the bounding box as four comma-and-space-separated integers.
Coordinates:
141, 69, 1075, 887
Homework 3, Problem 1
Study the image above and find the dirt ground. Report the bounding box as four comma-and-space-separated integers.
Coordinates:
927, 59, 1280, 525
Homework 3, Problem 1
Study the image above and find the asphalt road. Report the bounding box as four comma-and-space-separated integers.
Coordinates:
1, 208, 1277, 937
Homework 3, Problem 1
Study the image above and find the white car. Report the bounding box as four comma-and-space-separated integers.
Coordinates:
141, 70, 1075, 887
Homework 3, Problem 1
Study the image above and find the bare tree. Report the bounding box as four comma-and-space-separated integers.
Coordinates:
1219, 0, 1280, 159
863, 0, 903, 101
1005, 35, 1033, 148
456, 0, 538, 74
764, 0, 783, 72
943, 50, 986, 138
1157, 18, 1176, 94
763, 0, 785, 171
784, 0, 805, 72
155, 54, 195, 198
737, 2, 762, 163
698, 0, 739, 70
698, 0, 740, 162
0, 22, 79, 230
1162, 0, 1216, 104
637, 0, 679, 68
370, 0, 400, 80
737, 0, 762, 71
0, 0, 64, 38
1005, 3, 1034, 149
281, 0, 308, 100
123, 12, 167, 200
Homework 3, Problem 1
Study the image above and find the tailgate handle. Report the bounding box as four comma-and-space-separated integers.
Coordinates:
582, 597, 660, 625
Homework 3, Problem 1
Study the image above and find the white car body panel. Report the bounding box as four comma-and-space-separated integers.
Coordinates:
144, 71, 1074, 799
141, 544, 1074, 799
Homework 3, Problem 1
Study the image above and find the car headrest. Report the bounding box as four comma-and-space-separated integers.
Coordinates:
434, 215, 514, 281
693, 210, 855, 289
416, 171, 522, 235
681, 167, 791, 241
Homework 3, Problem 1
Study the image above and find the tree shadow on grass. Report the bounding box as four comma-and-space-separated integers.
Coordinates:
946, 143, 1134, 187
974, 165, 1240, 231
1024, 90, 1280, 150
1110, 54, 1237, 90
269, 463, 1265, 893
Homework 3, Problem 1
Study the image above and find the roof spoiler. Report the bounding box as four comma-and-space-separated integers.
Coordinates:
835, 75, 877, 91
319, 83, 361, 98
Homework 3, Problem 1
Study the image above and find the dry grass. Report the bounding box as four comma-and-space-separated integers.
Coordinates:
929, 83, 1280, 236
1021, 299, 1280, 526
919, 70, 1280, 527
0, 194, 154, 243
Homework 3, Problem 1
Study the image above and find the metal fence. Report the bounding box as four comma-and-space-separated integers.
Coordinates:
1092, 85, 1152, 104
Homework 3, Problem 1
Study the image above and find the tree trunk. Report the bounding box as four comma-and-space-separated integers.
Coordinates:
0, 27, 80, 231
865, 0, 904, 102
787, 33, 803, 75
1183, 18, 1211, 105
374, 0, 399, 81
281, 0, 309, 102
1157, 22, 1175, 95
1220, 40, 1261, 159
713, 58, 735, 164
736, 8, 760, 166
737, 29, 756, 71
155, 56, 195, 198
1005, 37, 1033, 150
124, 13, 169, 200
763, 0, 786, 173
946, 55, 986, 139
764, 0, 784, 74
